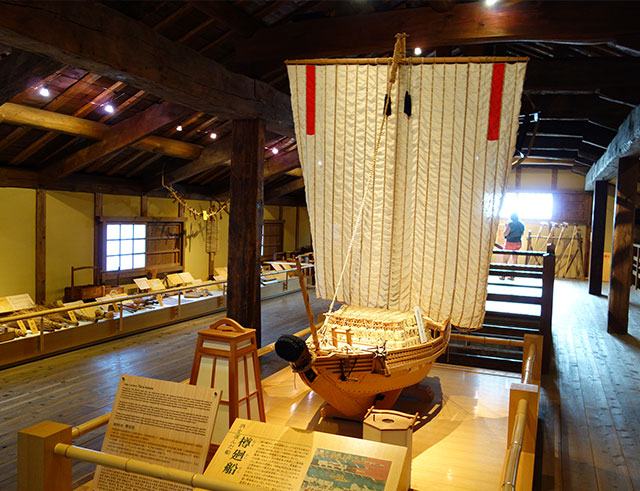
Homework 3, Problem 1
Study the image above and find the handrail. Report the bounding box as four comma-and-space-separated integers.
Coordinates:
522, 343, 536, 385
1, 264, 314, 324
54, 443, 246, 491
501, 398, 528, 490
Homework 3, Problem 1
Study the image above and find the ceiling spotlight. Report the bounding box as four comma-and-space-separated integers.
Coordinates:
209, 132, 217, 140
271, 147, 279, 155
104, 103, 115, 114
485, 0, 499, 6
414, 47, 422, 56
176, 125, 183, 132
38, 86, 50, 97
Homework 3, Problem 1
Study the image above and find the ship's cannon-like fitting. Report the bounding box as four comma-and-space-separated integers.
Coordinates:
275, 335, 316, 381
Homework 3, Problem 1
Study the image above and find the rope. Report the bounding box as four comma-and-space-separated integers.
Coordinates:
320, 34, 407, 341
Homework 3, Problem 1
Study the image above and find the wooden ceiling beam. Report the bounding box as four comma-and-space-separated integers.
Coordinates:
0, 103, 202, 161
525, 59, 640, 92
0, 165, 214, 200
44, 102, 190, 178
265, 177, 305, 201
529, 95, 631, 129
0, 1, 293, 135
586, 104, 640, 189
190, 1, 263, 36
232, 2, 640, 65
0, 47, 62, 104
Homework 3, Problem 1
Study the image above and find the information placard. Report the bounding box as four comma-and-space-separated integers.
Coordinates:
0, 293, 36, 313
202, 419, 409, 491
94, 375, 220, 491
148, 278, 166, 291
133, 277, 151, 291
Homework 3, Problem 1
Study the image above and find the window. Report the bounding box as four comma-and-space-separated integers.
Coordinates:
500, 192, 553, 220
105, 223, 146, 272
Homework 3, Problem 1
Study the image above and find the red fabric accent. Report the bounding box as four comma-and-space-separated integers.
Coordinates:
305, 65, 316, 136
504, 241, 522, 251
487, 63, 505, 141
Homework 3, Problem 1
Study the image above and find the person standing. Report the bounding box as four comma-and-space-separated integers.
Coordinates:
501, 213, 525, 280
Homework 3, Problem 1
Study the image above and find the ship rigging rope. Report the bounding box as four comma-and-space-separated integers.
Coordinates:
320, 34, 407, 343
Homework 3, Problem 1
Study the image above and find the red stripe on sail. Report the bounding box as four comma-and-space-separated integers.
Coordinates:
306, 65, 316, 136
487, 63, 505, 141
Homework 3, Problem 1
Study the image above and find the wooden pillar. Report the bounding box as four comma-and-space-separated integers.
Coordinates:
588, 180, 608, 295
93, 193, 103, 285
35, 190, 46, 305
227, 119, 264, 343
140, 195, 148, 217
608, 156, 639, 334
18, 421, 72, 491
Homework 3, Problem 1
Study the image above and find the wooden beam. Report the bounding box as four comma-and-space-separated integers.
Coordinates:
35, 189, 46, 305
586, 105, 640, 190
0, 103, 202, 160
227, 119, 264, 343
264, 149, 300, 179
155, 137, 233, 187
151, 144, 300, 192
588, 181, 608, 296
532, 95, 631, 129
0, 166, 213, 200
232, 2, 640, 65
524, 59, 640, 92
93, 193, 103, 285
608, 156, 638, 334
190, 1, 263, 36
0, 47, 62, 104
0, 1, 293, 134
266, 178, 305, 202
44, 102, 189, 178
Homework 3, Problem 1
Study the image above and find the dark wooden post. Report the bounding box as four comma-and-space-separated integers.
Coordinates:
608, 156, 639, 334
93, 193, 103, 285
588, 180, 608, 295
35, 189, 46, 305
227, 119, 264, 343
540, 243, 555, 374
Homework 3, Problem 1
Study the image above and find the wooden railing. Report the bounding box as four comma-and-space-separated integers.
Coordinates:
501, 334, 542, 490
446, 244, 554, 374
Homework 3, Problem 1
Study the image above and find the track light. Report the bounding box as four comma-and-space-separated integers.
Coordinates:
271, 147, 279, 155
414, 47, 422, 56
176, 125, 183, 132
210, 132, 217, 140
38, 86, 50, 97
104, 103, 115, 114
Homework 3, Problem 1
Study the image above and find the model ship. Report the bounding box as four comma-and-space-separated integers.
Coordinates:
276, 34, 527, 418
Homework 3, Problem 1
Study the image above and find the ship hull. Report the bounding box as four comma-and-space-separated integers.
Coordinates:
297, 323, 451, 419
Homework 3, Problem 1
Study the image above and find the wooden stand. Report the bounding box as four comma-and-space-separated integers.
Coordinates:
190, 318, 266, 446
363, 408, 416, 491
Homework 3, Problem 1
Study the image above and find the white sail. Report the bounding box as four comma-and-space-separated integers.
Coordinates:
288, 59, 526, 330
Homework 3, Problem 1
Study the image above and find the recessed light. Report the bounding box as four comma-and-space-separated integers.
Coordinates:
414, 47, 422, 56
485, 0, 499, 6
271, 147, 279, 155
104, 103, 115, 114
210, 132, 217, 140
176, 125, 183, 132
38, 86, 50, 97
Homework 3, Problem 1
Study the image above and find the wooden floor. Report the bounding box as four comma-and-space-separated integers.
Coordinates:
539, 280, 640, 490
2, 280, 640, 490
0, 292, 330, 490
